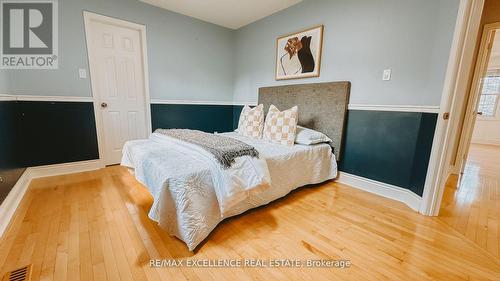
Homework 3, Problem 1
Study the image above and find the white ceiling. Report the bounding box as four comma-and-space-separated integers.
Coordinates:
139, 0, 302, 29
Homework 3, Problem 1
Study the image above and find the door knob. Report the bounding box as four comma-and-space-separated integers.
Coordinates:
101, 102, 108, 108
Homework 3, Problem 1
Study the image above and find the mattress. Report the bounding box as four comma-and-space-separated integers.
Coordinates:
122, 132, 337, 250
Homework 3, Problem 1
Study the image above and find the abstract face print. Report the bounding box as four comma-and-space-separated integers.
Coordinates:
276, 25, 323, 80
285, 37, 302, 59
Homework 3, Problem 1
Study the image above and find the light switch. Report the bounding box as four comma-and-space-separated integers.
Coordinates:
383, 69, 392, 81
79, 68, 87, 79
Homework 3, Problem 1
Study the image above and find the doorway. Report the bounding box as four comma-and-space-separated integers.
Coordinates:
438, 22, 500, 259
84, 12, 152, 165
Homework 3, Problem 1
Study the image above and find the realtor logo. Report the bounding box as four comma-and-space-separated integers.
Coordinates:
1, 0, 58, 69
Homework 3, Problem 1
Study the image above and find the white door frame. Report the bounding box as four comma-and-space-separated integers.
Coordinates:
454, 22, 500, 175
83, 11, 152, 165
419, 0, 485, 216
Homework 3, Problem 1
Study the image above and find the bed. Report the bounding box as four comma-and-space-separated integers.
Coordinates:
122, 81, 350, 251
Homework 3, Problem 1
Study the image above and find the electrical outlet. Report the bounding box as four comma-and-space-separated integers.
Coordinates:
383, 69, 392, 81
79, 68, 87, 79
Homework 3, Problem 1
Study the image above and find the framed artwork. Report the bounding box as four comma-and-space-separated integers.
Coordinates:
275, 25, 324, 80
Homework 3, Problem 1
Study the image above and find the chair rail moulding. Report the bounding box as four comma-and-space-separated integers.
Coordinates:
150, 99, 257, 106
347, 104, 440, 113
0, 94, 93, 102
0, 94, 16, 101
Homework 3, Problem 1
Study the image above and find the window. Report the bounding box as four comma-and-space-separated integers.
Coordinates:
477, 75, 500, 117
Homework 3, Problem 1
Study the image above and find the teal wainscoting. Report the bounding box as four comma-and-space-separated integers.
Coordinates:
0, 102, 436, 205
0, 101, 24, 204
339, 110, 437, 196
151, 103, 237, 133
0, 100, 99, 204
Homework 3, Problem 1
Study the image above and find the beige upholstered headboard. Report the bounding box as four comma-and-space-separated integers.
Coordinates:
258, 81, 350, 160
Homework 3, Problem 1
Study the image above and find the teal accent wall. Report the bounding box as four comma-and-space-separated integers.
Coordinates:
0, 100, 99, 204
151, 104, 237, 133
0, 102, 16, 170
232, 105, 244, 130
339, 110, 437, 196
14, 101, 99, 166
0, 101, 26, 203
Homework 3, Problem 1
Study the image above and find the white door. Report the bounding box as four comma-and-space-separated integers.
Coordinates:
86, 15, 149, 165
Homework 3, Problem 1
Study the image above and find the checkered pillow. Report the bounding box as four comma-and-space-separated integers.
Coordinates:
263, 105, 298, 146
237, 104, 264, 138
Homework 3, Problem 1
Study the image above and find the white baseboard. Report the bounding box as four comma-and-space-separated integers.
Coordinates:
0, 160, 104, 238
0, 170, 31, 238
337, 172, 422, 212
28, 160, 104, 179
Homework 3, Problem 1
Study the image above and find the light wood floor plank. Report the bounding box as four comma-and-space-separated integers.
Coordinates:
439, 144, 500, 261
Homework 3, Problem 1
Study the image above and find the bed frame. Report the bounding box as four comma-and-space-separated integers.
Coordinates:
259, 81, 350, 160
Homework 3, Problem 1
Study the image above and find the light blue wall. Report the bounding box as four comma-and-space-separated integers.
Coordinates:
233, 0, 460, 106
0, 0, 235, 102
0, 72, 7, 92
1, 0, 460, 106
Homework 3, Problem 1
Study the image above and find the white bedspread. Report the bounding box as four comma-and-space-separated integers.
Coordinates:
122, 132, 337, 251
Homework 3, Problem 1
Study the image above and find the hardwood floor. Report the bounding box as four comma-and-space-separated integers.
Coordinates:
439, 144, 500, 260
1, 166, 499, 281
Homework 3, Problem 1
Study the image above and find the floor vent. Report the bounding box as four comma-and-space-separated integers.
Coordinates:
2, 265, 31, 281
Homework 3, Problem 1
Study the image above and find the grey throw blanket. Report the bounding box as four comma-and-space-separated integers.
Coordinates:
155, 129, 259, 169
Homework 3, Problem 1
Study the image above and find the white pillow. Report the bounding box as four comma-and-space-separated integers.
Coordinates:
295, 126, 332, 145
